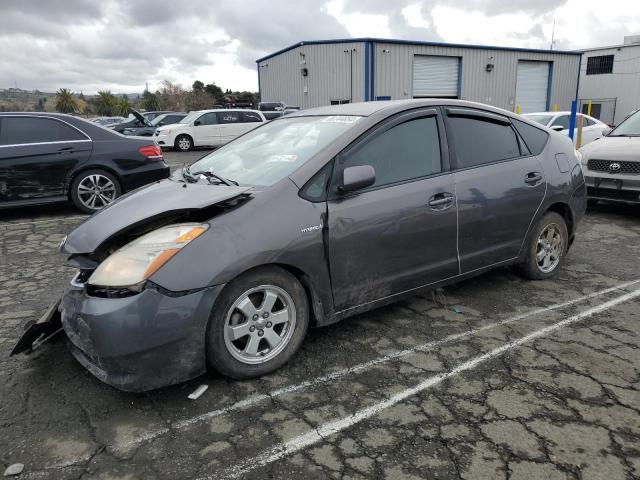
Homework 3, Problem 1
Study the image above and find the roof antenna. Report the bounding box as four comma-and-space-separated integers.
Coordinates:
550, 18, 556, 50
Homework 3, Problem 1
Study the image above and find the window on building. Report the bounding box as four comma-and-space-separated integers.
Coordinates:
330, 100, 350, 105
582, 103, 602, 120
586, 55, 614, 75
341, 116, 441, 188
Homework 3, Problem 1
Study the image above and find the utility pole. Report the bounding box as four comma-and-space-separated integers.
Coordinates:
550, 18, 556, 50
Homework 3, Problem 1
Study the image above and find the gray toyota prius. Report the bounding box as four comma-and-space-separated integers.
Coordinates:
13, 100, 586, 391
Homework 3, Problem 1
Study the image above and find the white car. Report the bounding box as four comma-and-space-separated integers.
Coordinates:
155, 109, 266, 151
523, 111, 609, 146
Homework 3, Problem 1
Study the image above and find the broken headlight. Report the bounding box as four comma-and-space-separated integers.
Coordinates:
88, 224, 208, 288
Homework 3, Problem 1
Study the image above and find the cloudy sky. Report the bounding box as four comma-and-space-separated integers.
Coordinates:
1, 0, 639, 94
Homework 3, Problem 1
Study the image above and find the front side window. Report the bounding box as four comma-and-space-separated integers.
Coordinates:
447, 115, 520, 168
523, 114, 554, 126
0, 117, 86, 145
341, 116, 441, 188
187, 115, 361, 186
552, 115, 570, 130
197, 113, 218, 126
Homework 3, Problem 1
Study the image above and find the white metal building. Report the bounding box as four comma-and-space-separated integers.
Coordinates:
256, 38, 581, 113
578, 35, 640, 125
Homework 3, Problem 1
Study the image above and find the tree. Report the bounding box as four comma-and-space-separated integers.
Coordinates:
204, 82, 224, 103
115, 96, 131, 117
141, 89, 159, 111
192, 80, 205, 92
35, 97, 46, 112
55, 88, 79, 114
94, 91, 117, 116
156, 80, 188, 111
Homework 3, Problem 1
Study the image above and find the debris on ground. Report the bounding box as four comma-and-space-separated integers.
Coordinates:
431, 287, 448, 307
188, 384, 209, 400
452, 306, 463, 314
4, 464, 24, 477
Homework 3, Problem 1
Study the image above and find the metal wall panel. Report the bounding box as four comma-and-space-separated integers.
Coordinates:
578, 44, 640, 125
258, 41, 580, 112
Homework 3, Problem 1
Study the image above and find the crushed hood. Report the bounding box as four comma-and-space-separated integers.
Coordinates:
580, 136, 640, 161
62, 179, 252, 254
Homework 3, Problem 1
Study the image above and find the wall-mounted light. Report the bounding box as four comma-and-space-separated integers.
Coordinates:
301, 67, 308, 77
486, 63, 495, 72
382, 49, 391, 53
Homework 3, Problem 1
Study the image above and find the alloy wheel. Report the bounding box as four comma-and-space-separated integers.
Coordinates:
536, 223, 563, 273
178, 137, 191, 151
76, 174, 117, 210
223, 285, 296, 364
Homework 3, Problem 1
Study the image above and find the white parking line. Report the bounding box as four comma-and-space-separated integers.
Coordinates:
111, 279, 640, 455
212, 286, 640, 480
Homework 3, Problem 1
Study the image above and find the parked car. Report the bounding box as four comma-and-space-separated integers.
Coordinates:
523, 111, 608, 146
110, 110, 172, 133
13, 100, 586, 391
91, 116, 125, 127
154, 109, 266, 151
579, 108, 640, 205
122, 112, 186, 137
0, 112, 170, 213
259, 101, 287, 120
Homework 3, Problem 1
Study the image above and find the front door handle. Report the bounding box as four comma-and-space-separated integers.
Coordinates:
524, 172, 543, 186
428, 193, 455, 210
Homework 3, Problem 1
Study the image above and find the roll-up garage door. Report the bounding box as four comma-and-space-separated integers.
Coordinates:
413, 55, 460, 98
515, 61, 550, 113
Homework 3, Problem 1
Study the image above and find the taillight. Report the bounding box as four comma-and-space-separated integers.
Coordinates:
138, 145, 163, 161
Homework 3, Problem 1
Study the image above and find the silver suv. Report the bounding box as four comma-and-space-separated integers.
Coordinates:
580, 109, 640, 205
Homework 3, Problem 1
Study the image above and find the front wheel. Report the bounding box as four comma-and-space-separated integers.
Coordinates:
206, 267, 309, 379
175, 134, 193, 151
519, 212, 568, 280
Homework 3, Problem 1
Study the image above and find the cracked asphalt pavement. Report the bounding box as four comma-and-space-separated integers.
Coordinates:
1, 151, 639, 479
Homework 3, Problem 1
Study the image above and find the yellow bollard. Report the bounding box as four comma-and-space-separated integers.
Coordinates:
587, 100, 592, 117
515, 105, 521, 114
576, 114, 584, 149
552, 104, 558, 112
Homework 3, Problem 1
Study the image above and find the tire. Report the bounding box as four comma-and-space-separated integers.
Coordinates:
206, 267, 309, 379
70, 169, 122, 213
519, 211, 568, 280
587, 199, 599, 208
175, 134, 193, 152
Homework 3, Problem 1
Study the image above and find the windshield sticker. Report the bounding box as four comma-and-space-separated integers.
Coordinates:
321, 116, 361, 124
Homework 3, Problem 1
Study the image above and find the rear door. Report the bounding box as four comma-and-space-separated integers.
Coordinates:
217, 111, 243, 144
327, 109, 459, 311
444, 108, 546, 272
0, 116, 91, 203
192, 112, 220, 146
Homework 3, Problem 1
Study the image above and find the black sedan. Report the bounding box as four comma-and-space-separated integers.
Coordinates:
14, 100, 585, 391
0, 112, 170, 213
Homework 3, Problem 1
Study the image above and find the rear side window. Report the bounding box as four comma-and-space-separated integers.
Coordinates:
342, 116, 441, 189
241, 111, 263, 123
0, 117, 86, 145
512, 119, 549, 155
447, 116, 520, 168
217, 111, 241, 124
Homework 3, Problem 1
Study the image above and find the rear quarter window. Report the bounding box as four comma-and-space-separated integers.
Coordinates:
512, 119, 549, 155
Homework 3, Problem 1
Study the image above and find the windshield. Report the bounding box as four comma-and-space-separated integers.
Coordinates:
187, 115, 362, 186
523, 114, 555, 126
610, 110, 640, 136
180, 111, 202, 124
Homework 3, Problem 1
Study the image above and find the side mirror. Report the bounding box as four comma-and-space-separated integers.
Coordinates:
602, 127, 612, 136
340, 165, 376, 193
550, 125, 564, 132
194, 120, 202, 126
158, 122, 166, 126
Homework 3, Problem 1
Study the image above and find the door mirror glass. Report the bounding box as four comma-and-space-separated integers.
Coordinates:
602, 126, 612, 136
550, 125, 564, 132
340, 165, 376, 193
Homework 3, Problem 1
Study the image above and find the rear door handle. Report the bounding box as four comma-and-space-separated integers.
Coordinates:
524, 172, 543, 186
428, 193, 455, 210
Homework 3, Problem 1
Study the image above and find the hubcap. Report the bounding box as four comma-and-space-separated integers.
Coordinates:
178, 137, 190, 150
536, 223, 563, 273
77, 174, 116, 210
223, 285, 296, 364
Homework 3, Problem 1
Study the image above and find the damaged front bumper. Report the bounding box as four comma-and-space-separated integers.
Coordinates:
57, 280, 223, 392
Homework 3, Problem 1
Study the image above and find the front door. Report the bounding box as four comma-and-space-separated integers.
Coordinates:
193, 112, 220, 147
0, 116, 91, 203
444, 108, 546, 272
327, 110, 459, 311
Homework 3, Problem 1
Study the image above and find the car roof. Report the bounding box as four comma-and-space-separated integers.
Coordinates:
285, 99, 521, 118
192, 108, 262, 113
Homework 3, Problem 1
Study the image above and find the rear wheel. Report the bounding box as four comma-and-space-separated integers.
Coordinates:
175, 134, 193, 152
70, 169, 121, 213
206, 267, 309, 379
519, 212, 568, 280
